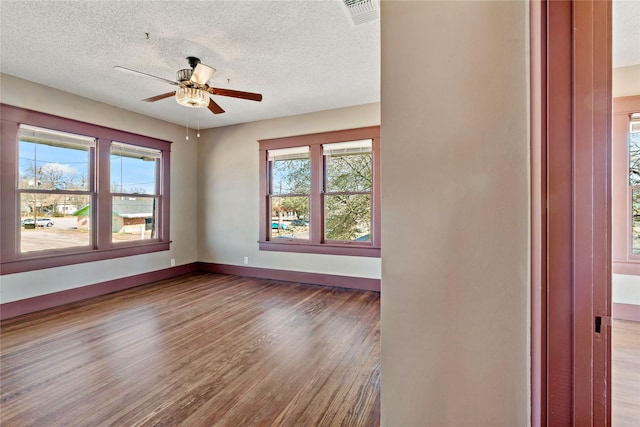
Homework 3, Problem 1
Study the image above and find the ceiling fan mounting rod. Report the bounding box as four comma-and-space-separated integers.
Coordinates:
186, 56, 201, 69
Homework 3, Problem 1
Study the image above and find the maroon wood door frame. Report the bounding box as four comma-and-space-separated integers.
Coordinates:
531, 0, 612, 425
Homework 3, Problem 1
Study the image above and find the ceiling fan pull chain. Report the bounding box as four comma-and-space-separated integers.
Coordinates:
197, 110, 201, 138
185, 109, 189, 141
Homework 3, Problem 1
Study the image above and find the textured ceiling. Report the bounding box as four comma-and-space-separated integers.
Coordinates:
0, 0, 380, 129
613, 0, 640, 68
1, 1, 637, 130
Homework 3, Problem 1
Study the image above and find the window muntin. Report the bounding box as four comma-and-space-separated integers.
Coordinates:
323, 140, 373, 242
20, 194, 92, 253
1, 104, 171, 274
19, 125, 94, 191
111, 142, 161, 243
630, 112, 640, 254
110, 142, 160, 194
259, 126, 380, 257
269, 146, 311, 194
112, 195, 158, 242
268, 147, 310, 240
17, 125, 95, 253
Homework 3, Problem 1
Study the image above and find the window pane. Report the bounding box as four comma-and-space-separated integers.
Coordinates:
269, 147, 310, 195
18, 126, 93, 191
112, 196, 157, 243
325, 140, 373, 192
111, 142, 159, 194
270, 196, 309, 239
630, 131, 640, 186
633, 189, 640, 254
325, 194, 371, 241
20, 194, 91, 252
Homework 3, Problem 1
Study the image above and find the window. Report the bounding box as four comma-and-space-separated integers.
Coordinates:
110, 142, 161, 243
18, 125, 95, 253
259, 126, 380, 257
629, 112, 640, 254
1, 104, 171, 274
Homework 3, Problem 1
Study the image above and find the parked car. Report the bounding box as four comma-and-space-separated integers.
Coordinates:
271, 222, 289, 230
22, 218, 54, 227
291, 219, 309, 226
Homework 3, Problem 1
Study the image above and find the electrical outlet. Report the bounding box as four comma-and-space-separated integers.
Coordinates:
243, 256, 249, 265
170, 258, 176, 267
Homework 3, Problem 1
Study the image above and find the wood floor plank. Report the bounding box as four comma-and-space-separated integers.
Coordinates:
612, 319, 640, 427
0, 273, 380, 426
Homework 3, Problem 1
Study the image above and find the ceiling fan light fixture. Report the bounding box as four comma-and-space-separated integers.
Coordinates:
175, 87, 209, 108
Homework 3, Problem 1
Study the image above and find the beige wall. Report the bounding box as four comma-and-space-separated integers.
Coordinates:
0, 73, 199, 303
197, 103, 381, 279
380, 1, 529, 425
613, 65, 640, 97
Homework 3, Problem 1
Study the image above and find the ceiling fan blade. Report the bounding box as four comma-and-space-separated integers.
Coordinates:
208, 98, 225, 114
208, 87, 263, 102
113, 66, 179, 86
142, 91, 176, 102
191, 63, 216, 85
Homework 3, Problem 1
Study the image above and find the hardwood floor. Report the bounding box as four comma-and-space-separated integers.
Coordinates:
612, 319, 640, 427
0, 273, 380, 426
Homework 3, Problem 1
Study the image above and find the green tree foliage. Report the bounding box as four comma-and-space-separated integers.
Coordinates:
629, 133, 640, 253
19, 161, 85, 217
272, 149, 373, 240
272, 157, 311, 220
630, 132, 640, 187
325, 153, 372, 240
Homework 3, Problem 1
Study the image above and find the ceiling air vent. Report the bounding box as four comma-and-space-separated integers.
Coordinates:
341, 0, 379, 26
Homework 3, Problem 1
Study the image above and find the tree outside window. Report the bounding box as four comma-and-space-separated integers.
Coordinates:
259, 126, 380, 257
629, 113, 640, 254
1, 104, 171, 274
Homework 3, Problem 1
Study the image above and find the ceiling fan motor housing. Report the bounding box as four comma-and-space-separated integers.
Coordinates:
176, 69, 193, 83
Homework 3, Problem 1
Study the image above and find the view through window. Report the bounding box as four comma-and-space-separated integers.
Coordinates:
0, 104, 171, 274
630, 112, 640, 254
269, 146, 311, 239
111, 142, 161, 243
259, 126, 380, 257
18, 125, 94, 253
324, 140, 373, 242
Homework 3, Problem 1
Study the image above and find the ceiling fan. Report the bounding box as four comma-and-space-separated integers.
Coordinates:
114, 56, 262, 115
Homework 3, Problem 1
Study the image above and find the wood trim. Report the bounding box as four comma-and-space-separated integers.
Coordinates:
257, 126, 381, 257
0, 263, 198, 320
258, 126, 380, 150
612, 303, 640, 322
0, 104, 172, 275
612, 95, 640, 265
1, 263, 379, 320
0, 241, 171, 275
531, 0, 612, 424
197, 262, 381, 292
529, 1, 547, 424
546, 2, 575, 423
0, 104, 172, 149
371, 135, 381, 248
612, 260, 640, 276
258, 241, 381, 257
613, 95, 640, 113
573, 2, 612, 425
0, 119, 20, 262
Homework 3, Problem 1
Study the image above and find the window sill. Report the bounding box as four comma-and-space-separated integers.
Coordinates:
258, 240, 380, 257
1, 241, 171, 275
612, 258, 640, 275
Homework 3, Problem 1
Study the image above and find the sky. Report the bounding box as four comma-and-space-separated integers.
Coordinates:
19, 141, 157, 194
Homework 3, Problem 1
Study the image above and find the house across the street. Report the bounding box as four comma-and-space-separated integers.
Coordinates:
72, 198, 154, 233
